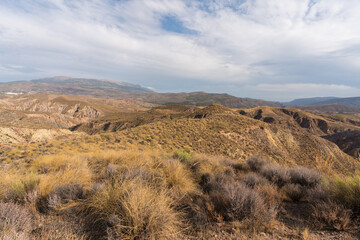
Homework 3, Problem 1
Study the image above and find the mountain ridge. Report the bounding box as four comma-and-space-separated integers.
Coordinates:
0, 77, 282, 108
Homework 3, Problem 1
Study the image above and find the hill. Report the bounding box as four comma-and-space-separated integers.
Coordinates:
285, 96, 360, 108
0, 77, 281, 108
71, 104, 359, 172
0, 94, 156, 143
240, 106, 360, 135
133, 91, 282, 108
1, 103, 360, 239
323, 130, 360, 158
289, 104, 360, 115
313, 96, 360, 108
284, 97, 338, 106
0, 76, 153, 97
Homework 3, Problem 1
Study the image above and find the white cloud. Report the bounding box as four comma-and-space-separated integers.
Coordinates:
0, 0, 360, 100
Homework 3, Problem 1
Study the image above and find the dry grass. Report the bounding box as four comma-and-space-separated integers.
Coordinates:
0, 146, 358, 239
82, 178, 182, 240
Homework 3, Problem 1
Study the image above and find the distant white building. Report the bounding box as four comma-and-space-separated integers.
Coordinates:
4, 92, 24, 95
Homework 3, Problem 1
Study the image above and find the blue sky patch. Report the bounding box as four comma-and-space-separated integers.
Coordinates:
161, 15, 197, 35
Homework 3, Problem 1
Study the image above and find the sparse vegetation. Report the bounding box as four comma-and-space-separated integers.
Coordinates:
1, 99, 360, 239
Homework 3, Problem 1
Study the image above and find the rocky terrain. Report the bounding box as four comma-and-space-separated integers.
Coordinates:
0, 94, 156, 143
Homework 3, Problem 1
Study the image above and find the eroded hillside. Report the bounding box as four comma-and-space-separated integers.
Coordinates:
66, 104, 360, 173
0, 94, 156, 143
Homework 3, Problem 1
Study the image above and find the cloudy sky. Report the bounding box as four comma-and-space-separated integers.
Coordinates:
0, 0, 359, 101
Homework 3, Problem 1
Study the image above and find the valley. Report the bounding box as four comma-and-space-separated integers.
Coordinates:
0, 78, 360, 239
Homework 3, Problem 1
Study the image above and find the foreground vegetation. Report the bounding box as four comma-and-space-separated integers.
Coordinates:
0, 147, 359, 239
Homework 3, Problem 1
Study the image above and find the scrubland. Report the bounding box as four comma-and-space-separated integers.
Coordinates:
1, 147, 359, 239
1, 103, 360, 239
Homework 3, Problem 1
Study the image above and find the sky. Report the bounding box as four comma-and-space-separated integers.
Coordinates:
0, 0, 360, 101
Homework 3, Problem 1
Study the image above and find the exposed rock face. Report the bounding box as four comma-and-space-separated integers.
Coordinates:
323, 130, 360, 158
280, 109, 330, 134
0, 94, 156, 143
0, 94, 156, 130
240, 107, 359, 136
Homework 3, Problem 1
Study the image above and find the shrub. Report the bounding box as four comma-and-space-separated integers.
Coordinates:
173, 149, 191, 163
0, 202, 33, 239
212, 181, 276, 224
311, 200, 352, 230
308, 186, 329, 202
255, 182, 282, 207
326, 174, 360, 214
48, 183, 84, 210
81, 178, 182, 239
231, 162, 250, 173
199, 173, 219, 193
282, 184, 307, 202
242, 173, 267, 188
260, 164, 289, 187
288, 167, 321, 188
191, 154, 232, 178
162, 159, 198, 198
246, 156, 266, 172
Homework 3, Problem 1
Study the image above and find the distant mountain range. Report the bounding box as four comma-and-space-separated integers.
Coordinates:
0, 77, 281, 109
284, 96, 360, 108
0, 76, 154, 95
284, 97, 338, 106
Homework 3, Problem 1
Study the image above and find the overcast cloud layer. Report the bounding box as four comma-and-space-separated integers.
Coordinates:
0, 0, 359, 101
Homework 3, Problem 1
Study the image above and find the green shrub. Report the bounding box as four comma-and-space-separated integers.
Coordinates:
173, 150, 191, 163
326, 174, 360, 214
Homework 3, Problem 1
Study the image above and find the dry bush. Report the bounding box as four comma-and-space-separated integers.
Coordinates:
242, 173, 267, 188
102, 156, 198, 199
288, 167, 321, 188
33, 155, 92, 198
246, 156, 266, 172
255, 182, 282, 207
311, 200, 352, 230
307, 186, 329, 202
260, 164, 290, 187
190, 154, 231, 178
199, 173, 219, 193
282, 183, 307, 202
81, 178, 182, 240
180, 194, 221, 230
211, 181, 276, 224
162, 158, 198, 198
231, 162, 251, 173
0, 202, 33, 239
48, 183, 85, 210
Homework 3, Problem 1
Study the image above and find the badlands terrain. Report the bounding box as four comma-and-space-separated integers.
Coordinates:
0, 77, 360, 239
